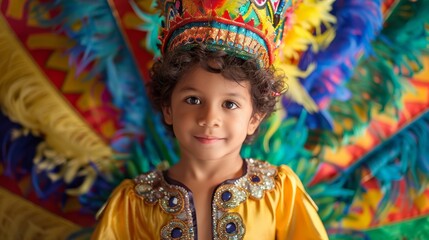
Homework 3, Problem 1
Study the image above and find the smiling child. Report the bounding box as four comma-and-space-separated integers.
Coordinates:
92, 0, 328, 239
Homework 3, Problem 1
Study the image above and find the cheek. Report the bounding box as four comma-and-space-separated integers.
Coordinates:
230, 114, 255, 133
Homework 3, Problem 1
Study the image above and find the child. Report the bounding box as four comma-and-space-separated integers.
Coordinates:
92, 1, 328, 239
91, 45, 328, 239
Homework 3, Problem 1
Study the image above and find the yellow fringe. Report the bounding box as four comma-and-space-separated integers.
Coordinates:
0, 13, 114, 194
275, 0, 336, 112
281, 0, 336, 60
278, 63, 319, 112
0, 187, 81, 240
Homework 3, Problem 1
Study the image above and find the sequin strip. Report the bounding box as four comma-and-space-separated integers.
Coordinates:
135, 159, 277, 239
134, 171, 195, 239
235, 159, 277, 200
212, 159, 277, 239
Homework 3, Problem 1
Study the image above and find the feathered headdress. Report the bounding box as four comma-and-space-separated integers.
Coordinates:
159, 0, 300, 67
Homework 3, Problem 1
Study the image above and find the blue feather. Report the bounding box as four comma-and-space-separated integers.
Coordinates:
285, 0, 383, 131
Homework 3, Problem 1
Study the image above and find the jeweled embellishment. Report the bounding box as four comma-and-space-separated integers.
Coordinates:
134, 171, 166, 204
216, 213, 245, 239
135, 183, 151, 194
222, 191, 232, 201
250, 175, 261, 183
214, 184, 247, 211
236, 159, 277, 199
134, 171, 195, 239
160, 189, 184, 214
161, 219, 189, 240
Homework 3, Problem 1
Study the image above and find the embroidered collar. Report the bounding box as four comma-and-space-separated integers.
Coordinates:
134, 158, 277, 239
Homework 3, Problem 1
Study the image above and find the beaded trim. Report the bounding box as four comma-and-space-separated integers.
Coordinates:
160, 219, 189, 240
213, 184, 247, 211
134, 159, 277, 239
235, 159, 277, 200
134, 171, 195, 239
165, 21, 270, 67
212, 159, 277, 239
216, 213, 245, 239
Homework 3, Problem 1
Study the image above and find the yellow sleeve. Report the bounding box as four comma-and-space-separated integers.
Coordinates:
91, 179, 163, 240
275, 166, 329, 240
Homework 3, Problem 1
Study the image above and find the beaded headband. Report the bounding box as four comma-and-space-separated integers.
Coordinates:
159, 0, 300, 68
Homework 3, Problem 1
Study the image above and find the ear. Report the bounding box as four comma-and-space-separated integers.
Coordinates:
247, 113, 266, 135
162, 105, 173, 125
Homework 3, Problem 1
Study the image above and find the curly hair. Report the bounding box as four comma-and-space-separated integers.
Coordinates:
148, 44, 286, 142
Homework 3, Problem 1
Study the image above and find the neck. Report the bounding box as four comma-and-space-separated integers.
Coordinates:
169, 155, 244, 183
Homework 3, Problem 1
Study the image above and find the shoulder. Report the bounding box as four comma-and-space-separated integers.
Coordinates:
276, 164, 318, 210
113, 169, 164, 199
245, 158, 301, 188
96, 170, 162, 219
276, 164, 305, 189
246, 159, 317, 209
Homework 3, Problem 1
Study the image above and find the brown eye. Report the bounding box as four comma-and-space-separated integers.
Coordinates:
223, 101, 238, 110
185, 97, 201, 105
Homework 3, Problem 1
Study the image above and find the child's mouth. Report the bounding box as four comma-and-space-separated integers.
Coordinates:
194, 136, 223, 144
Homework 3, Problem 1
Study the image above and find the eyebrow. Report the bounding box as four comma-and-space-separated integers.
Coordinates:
177, 87, 198, 92
224, 92, 247, 101
178, 87, 248, 101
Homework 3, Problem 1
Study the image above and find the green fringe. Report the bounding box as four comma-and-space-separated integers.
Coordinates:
319, 0, 429, 146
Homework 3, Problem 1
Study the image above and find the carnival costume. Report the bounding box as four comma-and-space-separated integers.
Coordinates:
1, 0, 429, 239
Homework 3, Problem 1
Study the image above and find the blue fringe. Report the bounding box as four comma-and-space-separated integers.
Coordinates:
284, 0, 383, 130
0, 111, 42, 179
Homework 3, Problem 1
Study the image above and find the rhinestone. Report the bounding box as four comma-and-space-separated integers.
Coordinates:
136, 184, 151, 194
221, 191, 232, 202
225, 222, 236, 234
251, 175, 261, 183
168, 196, 178, 207
171, 227, 182, 238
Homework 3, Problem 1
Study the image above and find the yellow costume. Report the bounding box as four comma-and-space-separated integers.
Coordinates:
92, 159, 328, 239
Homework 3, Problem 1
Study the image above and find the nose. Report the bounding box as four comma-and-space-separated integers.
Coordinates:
198, 105, 221, 127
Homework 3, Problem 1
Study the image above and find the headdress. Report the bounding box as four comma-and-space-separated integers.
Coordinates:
159, 0, 300, 67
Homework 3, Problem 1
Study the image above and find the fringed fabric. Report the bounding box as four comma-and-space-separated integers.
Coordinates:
31, 0, 177, 163
0, 13, 115, 196
326, 0, 429, 145
275, 0, 337, 112
0, 187, 81, 240
0, 112, 42, 180
128, 0, 162, 57
344, 110, 429, 218
284, 0, 383, 132
275, 0, 384, 148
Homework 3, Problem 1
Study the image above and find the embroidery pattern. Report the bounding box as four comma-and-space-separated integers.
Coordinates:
135, 171, 195, 239
212, 159, 277, 239
236, 159, 277, 200
134, 159, 277, 239
216, 213, 245, 240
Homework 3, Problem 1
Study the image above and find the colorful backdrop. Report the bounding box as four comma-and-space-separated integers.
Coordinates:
1, 0, 428, 239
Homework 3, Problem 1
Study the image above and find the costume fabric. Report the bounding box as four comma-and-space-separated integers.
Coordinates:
92, 159, 328, 239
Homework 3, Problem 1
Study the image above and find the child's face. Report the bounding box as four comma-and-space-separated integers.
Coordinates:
162, 66, 263, 161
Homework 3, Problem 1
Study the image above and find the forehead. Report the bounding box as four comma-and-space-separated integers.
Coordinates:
175, 66, 251, 95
